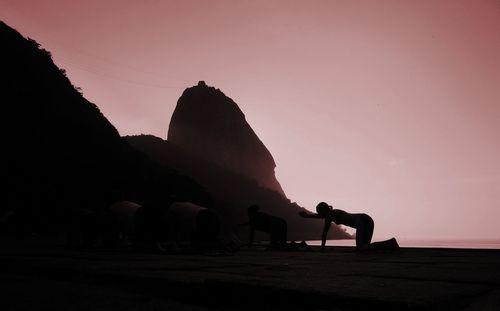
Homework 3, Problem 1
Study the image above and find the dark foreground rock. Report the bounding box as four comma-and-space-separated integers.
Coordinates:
1, 238, 499, 310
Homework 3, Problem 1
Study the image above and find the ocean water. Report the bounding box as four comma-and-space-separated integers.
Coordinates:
306, 239, 500, 249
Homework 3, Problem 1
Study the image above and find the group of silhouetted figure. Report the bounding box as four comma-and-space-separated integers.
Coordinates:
61, 198, 399, 254
66, 200, 223, 253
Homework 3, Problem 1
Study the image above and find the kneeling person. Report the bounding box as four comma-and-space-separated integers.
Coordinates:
300, 202, 399, 252
167, 202, 220, 251
247, 204, 287, 249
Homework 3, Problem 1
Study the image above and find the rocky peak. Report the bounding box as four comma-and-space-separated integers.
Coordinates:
167, 82, 285, 196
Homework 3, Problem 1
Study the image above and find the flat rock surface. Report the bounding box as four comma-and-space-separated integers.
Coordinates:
1, 239, 499, 310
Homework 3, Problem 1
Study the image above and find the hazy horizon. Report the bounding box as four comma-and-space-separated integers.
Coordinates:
2, 0, 499, 241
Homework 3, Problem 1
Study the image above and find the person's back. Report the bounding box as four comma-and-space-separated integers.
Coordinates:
168, 202, 204, 231
331, 209, 371, 229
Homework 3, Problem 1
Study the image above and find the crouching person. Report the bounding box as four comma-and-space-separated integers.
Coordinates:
167, 202, 220, 252
108, 201, 142, 242
106, 201, 164, 252
247, 204, 287, 249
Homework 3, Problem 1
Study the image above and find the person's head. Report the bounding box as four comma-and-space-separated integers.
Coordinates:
316, 202, 331, 216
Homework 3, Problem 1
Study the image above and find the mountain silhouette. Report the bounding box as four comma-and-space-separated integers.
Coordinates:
168, 81, 285, 195
0, 20, 350, 241
0, 21, 209, 235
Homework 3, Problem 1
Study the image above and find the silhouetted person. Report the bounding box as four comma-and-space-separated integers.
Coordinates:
247, 204, 287, 249
299, 202, 399, 252
109, 201, 141, 242
166, 202, 220, 251
103, 201, 164, 252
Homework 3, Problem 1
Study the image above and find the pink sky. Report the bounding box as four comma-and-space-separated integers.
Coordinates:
2, 0, 500, 240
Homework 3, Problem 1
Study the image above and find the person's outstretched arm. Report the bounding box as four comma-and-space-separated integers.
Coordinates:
298, 211, 323, 219
321, 219, 331, 252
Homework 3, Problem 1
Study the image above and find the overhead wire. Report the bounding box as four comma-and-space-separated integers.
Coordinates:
26, 26, 193, 89
55, 53, 186, 89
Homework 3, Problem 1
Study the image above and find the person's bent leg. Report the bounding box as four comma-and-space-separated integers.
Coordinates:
356, 215, 374, 250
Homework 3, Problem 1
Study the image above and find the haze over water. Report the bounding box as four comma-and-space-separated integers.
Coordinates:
2, 0, 499, 242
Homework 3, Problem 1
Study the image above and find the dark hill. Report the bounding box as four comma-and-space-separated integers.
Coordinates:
0, 21, 209, 234
168, 81, 285, 195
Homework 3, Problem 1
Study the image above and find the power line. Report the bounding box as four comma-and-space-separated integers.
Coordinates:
54, 53, 188, 89
31, 24, 191, 81
8, 18, 193, 88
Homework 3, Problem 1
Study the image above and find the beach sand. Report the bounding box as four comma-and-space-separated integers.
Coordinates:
1, 238, 499, 310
